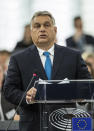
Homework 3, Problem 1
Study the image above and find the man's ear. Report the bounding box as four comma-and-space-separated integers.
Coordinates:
54, 26, 57, 33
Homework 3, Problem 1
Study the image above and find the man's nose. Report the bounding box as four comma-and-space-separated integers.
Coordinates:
40, 25, 45, 32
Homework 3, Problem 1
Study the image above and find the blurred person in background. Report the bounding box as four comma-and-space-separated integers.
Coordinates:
66, 16, 94, 53
0, 64, 4, 121
85, 53, 94, 71
85, 62, 94, 78
0, 64, 19, 121
0, 50, 11, 75
13, 24, 33, 53
82, 52, 94, 78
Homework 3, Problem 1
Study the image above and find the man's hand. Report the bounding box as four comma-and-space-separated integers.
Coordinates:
26, 87, 37, 104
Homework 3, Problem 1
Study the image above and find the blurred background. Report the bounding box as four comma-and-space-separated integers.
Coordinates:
0, 0, 94, 51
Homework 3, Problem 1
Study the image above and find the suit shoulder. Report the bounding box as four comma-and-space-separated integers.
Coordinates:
66, 36, 73, 41
85, 34, 94, 44
55, 44, 80, 55
85, 34, 93, 38
11, 45, 35, 58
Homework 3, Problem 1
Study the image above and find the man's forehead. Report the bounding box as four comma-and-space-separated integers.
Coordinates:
32, 16, 52, 24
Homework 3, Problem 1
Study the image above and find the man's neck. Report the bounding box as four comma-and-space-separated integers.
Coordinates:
37, 44, 54, 51
37, 44, 54, 54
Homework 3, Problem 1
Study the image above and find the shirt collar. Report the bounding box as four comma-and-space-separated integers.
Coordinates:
37, 45, 54, 56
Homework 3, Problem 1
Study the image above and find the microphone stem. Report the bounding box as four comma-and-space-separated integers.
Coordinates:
6, 75, 36, 131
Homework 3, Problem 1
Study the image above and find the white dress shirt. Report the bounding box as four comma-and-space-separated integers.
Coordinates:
37, 45, 54, 68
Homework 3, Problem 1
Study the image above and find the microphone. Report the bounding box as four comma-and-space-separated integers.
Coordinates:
6, 71, 38, 131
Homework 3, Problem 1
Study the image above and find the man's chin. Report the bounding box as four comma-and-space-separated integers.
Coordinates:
38, 41, 49, 45
37, 42, 50, 48
38, 39, 48, 43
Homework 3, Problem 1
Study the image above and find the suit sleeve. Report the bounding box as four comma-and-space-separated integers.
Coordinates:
3, 56, 29, 107
76, 52, 92, 79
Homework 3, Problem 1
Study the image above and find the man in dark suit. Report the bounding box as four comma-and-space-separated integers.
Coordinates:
66, 16, 94, 53
3, 11, 91, 131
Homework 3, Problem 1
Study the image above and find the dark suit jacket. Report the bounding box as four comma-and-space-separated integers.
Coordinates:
66, 34, 94, 51
3, 44, 91, 131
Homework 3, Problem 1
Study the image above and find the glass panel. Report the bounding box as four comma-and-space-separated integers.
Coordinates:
34, 80, 94, 131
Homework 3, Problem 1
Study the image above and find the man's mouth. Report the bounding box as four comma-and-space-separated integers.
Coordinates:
39, 34, 47, 38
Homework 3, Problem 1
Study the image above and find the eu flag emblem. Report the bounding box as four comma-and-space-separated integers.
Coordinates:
72, 117, 92, 131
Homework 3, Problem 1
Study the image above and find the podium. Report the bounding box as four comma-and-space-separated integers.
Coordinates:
34, 80, 94, 131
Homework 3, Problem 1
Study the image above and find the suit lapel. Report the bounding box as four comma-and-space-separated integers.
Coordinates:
29, 45, 47, 80
51, 44, 63, 79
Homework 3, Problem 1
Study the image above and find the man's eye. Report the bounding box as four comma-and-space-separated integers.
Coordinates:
34, 24, 40, 28
44, 23, 50, 27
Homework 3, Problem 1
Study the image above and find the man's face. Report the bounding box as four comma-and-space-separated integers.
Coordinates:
31, 16, 57, 49
75, 19, 82, 29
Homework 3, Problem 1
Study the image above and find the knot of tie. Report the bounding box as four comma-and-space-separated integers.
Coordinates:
43, 51, 50, 57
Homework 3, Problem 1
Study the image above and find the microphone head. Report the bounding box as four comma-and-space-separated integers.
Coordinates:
33, 73, 37, 77
33, 69, 38, 78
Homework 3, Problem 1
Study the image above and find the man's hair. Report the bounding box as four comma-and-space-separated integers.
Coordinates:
73, 16, 82, 27
31, 11, 55, 25
0, 50, 11, 56
74, 16, 81, 22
